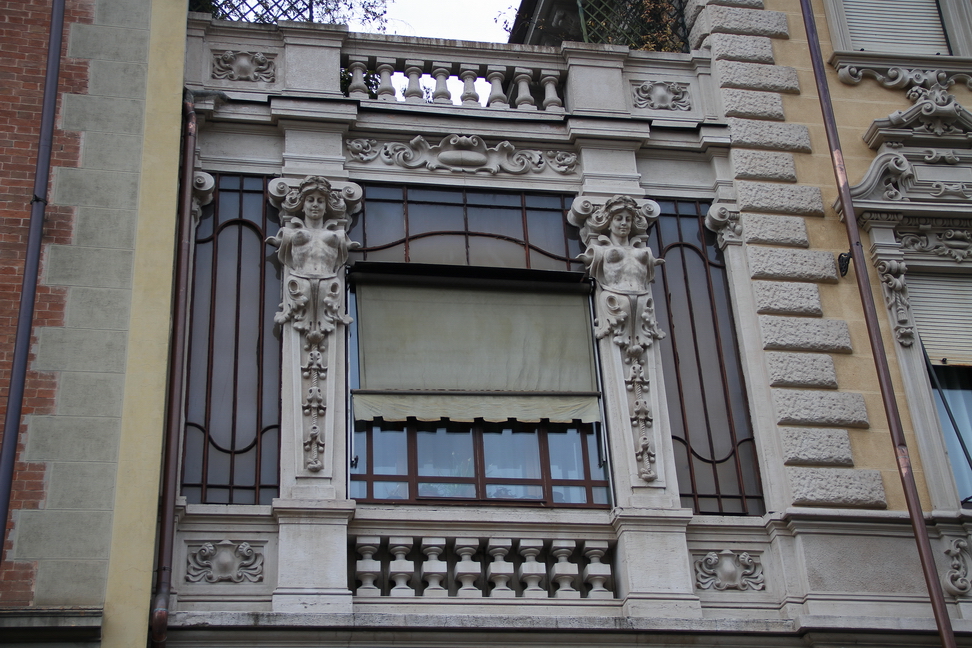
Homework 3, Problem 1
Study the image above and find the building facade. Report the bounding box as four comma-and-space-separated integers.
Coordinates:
3, 0, 972, 647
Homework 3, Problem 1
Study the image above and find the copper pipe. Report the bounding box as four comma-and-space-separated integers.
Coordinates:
0, 0, 65, 551
798, 2, 957, 646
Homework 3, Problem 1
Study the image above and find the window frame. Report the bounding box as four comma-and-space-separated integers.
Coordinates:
824, 0, 972, 57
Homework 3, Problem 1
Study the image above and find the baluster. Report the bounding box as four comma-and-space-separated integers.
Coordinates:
421, 537, 449, 598
583, 540, 613, 599
550, 539, 580, 598
486, 538, 515, 598
404, 61, 425, 103
388, 537, 415, 597
459, 64, 481, 107
486, 67, 509, 109
513, 68, 537, 111
432, 62, 452, 104
355, 536, 382, 597
375, 59, 396, 102
454, 538, 483, 598
540, 69, 564, 112
517, 539, 547, 598
347, 57, 369, 99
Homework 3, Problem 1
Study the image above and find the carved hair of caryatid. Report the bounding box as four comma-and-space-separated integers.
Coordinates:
568, 195, 663, 482
267, 176, 362, 473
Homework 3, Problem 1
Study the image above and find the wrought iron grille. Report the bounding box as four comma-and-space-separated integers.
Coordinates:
579, 0, 688, 53
189, 0, 387, 25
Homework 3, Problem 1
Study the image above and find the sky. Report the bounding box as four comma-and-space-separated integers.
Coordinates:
349, 0, 517, 43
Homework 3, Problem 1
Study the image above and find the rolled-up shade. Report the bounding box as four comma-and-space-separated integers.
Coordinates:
908, 273, 972, 366
355, 283, 598, 421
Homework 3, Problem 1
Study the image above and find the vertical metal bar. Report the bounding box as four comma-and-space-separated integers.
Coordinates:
799, 3, 957, 646
0, 0, 65, 553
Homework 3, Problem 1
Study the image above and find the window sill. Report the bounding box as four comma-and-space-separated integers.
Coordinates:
829, 51, 972, 81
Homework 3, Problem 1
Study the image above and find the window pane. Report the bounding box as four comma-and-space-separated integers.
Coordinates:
408, 236, 466, 265
483, 428, 541, 479
486, 484, 543, 500
467, 206, 523, 239
419, 482, 476, 498
417, 427, 475, 478
468, 237, 526, 268
349, 480, 368, 499
374, 481, 409, 499
592, 487, 609, 505
467, 191, 522, 207
351, 428, 367, 474
586, 431, 606, 480
552, 485, 587, 504
548, 427, 583, 480
373, 427, 408, 475
363, 201, 405, 247
409, 204, 464, 234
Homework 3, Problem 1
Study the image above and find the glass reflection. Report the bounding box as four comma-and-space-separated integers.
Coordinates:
483, 428, 541, 479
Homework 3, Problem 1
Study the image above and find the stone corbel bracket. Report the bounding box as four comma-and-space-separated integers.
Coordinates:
874, 258, 914, 347
191, 171, 216, 221
704, 202, 742, 249
943, 538, 972, 597
345, 135, 579, 175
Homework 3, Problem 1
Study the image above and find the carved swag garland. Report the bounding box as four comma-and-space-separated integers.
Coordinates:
268, 176, 363, 472
569, 195, 664, 482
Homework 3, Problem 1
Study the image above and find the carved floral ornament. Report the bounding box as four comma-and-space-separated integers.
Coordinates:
211, 50, 276, 82
187, 540, 264, 583
267, 176, 363, 473
694, 549, 764, 591
346, 135, 578, 175
943, 538, 972, 597
568, 195, 664, 482
632, 80, 691, 111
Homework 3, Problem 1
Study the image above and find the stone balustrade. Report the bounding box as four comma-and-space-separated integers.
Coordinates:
352, 536, 614, 599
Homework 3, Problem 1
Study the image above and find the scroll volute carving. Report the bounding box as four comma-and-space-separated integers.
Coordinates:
268, 176, 363, 473
569, 195, 664, 482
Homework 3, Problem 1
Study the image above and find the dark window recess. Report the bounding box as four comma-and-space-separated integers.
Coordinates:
350, 421, 609, 507
650, 200, 765, 515
348, 185, 584, 271
181, 174, 282, 505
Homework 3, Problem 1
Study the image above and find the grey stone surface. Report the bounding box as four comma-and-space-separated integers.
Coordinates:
727, 118, 811, 152
13, 510, 113, 559
802, 534, 924, 592
65, 287, 132, 330
707, 33, 775, 63
717, 61, 800, 93
95, 0, 151, 29
56, 373, 126, 418
33, 560, 108, 607
81, 133, 144, 173
753, 281, 822, 315
33, 328, 128, 373
731, 149, 795, 180
47, 463, 116, 510
26, 416, 121, 462
748, 248, 838, 282
75, 207, 138, 248
742, 214, 808, 246
766, 352, 837, 388
690, 6, 788, 49
773, 389, 869, 427
46, 245, 133, 288
759, 315, 852, 353
736, 181, 824, 215
685, 0, 766, 31
722, 88, 785, 120
68, 23, 149, 62
787, 467, 886, 508
87, 60, 147, 99
780, 427, 853, 465
61, 94, 145, 135
52, 168, 140, 210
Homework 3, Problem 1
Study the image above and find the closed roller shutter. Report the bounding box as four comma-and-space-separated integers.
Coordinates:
843, 0, 950, 55
908, 273, 972, 365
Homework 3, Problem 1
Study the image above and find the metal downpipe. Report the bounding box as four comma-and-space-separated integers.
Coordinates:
0, 0, 65, 552
798, 2, 957, 646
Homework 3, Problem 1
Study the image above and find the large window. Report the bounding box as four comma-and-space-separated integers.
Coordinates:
825, 0, 972, 57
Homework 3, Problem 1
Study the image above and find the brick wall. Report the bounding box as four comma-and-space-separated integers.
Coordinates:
0, 0, 92, 606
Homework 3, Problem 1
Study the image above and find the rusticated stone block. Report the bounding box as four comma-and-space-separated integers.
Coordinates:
773, 389, 868, 427
753, 281, 822, 315
717, 61, 800, 93
707, 33, 774, 63
722, 88, 785, 120
727, 118, 811, 152
748, 248, 838, 283
690, 6, 788, 49
686, 0, 766, 31
742, 214, 807, 246
787, 467, 886, 508
759, 316, 852, 353
780, 428, 853, 465
766, 352, 837, 387
736, 181, 824, 216
731, 149, 795, 180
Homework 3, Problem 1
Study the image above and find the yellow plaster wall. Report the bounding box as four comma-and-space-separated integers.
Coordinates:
100, 0, 186, 645
763, 0, 972, 511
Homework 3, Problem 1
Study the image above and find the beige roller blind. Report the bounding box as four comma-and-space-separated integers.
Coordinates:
843, 0, 950, 55
908, 273, 972, 366
355, 283, 599, 420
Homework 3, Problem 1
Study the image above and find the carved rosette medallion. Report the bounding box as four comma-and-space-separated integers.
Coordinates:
268, 176, 362, 473
633, 81, 691, 111
187, 540, 264, 583
694, 549, 764, 591
345, 135, 578, 175
568, 195, 664, 482
943, 538, 972, 597
212, 51, 276, 82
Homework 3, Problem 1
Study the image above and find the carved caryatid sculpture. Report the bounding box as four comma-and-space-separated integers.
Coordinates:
569, 195, 663, 482
268, 176, 362, 472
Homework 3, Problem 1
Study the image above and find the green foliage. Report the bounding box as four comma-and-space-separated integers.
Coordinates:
582, 0, 687, 53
